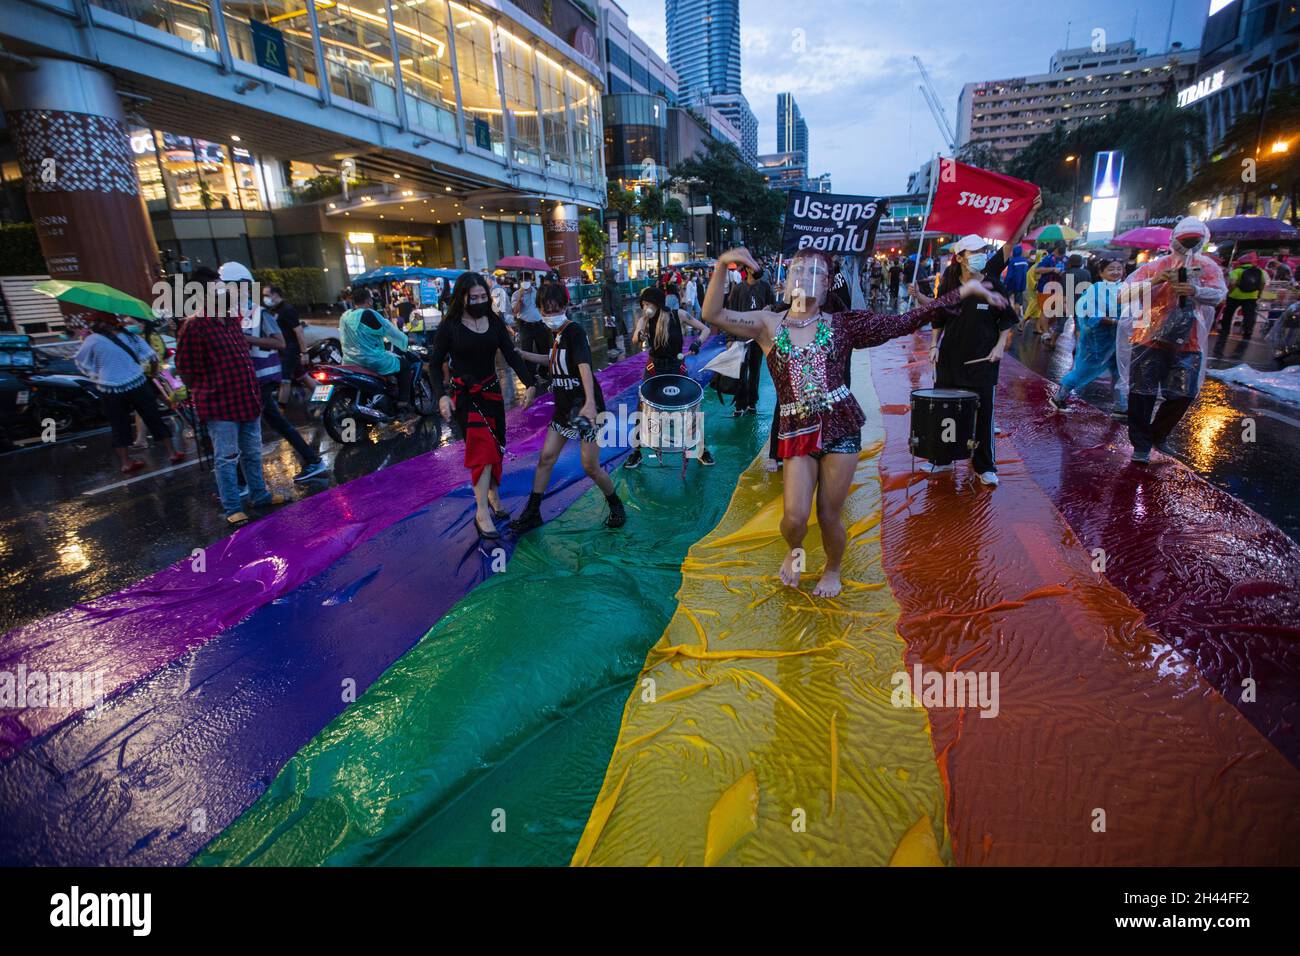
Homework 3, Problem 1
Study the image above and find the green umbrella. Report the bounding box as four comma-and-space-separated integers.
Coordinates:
32, 279, 156, 321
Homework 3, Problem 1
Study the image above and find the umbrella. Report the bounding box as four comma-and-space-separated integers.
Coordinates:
495, 255, 549, 272
32, 279, 155, 321
1112, 226, 1172, 249
1027, 224, 1081, 243
1207, 216, 1300, 242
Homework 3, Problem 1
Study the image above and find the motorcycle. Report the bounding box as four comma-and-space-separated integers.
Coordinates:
304, 336, 344, 369
308, 345, 436, 443
19, 362, 104, 434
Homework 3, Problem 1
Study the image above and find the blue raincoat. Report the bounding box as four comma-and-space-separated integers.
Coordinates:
1059, 279, 1126, 410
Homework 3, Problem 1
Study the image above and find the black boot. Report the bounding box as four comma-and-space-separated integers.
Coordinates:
510, 492, 544, 534
604, 493, 626, 529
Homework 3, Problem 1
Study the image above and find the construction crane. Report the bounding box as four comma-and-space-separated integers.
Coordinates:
913, 56, 957, 152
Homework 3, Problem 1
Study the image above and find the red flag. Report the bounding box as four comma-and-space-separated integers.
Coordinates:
927, 159, 1041, 241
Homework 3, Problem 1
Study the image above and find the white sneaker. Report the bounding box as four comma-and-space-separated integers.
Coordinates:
918, 461, 954, 474
977, 471, 1000, 486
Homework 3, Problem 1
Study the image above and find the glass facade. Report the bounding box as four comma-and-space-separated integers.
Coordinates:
538, 52, 572, 179
451, 2, 507, 158
221, 2, 321, 88
567, 71, 601, 186
390, 0, 458, 139
92, 0, 219, 52
83, 0, 604, 189
499, 28, 542, 171
148, 132, 267, 211
603, 93, 668, 184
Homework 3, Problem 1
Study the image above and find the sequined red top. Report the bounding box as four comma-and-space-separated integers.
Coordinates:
766, 290, 963, 458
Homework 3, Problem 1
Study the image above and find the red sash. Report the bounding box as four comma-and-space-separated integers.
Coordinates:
454, 375, 504, 486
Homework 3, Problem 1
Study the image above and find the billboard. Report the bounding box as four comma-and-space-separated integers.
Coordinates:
1088, 151, 1124, 242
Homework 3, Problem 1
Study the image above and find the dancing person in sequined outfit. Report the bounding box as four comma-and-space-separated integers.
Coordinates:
701, 248, 1005, 598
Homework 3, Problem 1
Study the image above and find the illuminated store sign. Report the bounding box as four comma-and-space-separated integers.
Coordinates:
1178, 70, 1226, 108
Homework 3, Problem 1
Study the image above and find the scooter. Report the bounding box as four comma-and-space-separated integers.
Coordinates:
18, 363, 104, 434
309, 346, 436, 443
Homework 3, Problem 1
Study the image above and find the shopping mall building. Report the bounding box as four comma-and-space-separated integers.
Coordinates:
0, 0, 609, 310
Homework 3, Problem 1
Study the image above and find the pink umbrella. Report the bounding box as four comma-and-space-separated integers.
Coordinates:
1112, 226, 1172, 249
495, 255, 550, 272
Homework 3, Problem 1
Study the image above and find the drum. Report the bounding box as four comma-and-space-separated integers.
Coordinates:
909, 388, 980, 465
638, 374, 704, 455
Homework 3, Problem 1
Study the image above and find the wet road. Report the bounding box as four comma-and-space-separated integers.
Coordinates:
0, 311, 629, 632
3, 305, 1298, 633
1009, 323, 1300, 544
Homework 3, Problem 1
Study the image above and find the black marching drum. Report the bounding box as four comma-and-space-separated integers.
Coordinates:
638, 374, 704, 463
909, 388, 980, 466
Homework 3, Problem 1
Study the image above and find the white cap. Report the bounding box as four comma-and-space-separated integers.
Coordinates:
952, 234, 988, 255
218, 261, 254, 283
1172, 216, 1210, 244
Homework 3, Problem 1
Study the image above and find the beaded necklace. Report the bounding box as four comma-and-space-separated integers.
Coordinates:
775, 317, 835, 416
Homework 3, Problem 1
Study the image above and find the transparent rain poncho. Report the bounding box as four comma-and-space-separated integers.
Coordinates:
1118, 250, 1227, 399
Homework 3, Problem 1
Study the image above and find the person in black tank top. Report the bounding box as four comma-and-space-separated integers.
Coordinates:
510, 282, 626, 534
624, 287, 716, 469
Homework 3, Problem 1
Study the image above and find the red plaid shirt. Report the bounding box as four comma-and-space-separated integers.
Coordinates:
175, 314, 263, 423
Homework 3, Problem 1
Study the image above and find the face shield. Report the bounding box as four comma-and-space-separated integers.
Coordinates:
783, 253, 829, 310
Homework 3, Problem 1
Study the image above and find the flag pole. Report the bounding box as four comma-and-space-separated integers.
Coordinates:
913, 152, 940, 286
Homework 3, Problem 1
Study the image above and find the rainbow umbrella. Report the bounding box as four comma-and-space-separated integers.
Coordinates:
32, 279, 156, 321
1027, 224, 1081, 243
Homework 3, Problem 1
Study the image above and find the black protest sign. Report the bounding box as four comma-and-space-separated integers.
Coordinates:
782, 190, 889, 256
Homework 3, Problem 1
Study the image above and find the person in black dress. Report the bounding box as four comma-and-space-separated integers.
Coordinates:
430, 272, 537, 539
510, 282, 626, 533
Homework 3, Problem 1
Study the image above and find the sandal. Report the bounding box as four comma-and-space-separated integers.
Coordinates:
226, 511, 251, 526
120, 460, 146, 475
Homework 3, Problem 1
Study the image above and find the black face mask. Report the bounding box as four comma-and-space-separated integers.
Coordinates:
466, 301, 492, 319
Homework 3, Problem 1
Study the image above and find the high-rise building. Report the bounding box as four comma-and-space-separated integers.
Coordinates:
666, 0, 742, 100
666, 0, 757, 165
956, 40, 1198, 165
777, 93, 808, 161
598, 0, 679, 185
757, 151, 808, 192
708, 92, 759, 165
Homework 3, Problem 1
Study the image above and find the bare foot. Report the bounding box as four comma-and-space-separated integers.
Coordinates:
813, 569, 842, 598
779, 551, 802, 588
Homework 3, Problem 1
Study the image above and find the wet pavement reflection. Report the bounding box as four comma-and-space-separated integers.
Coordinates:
1009, 325, 1300, 544
0, 313, 629, 632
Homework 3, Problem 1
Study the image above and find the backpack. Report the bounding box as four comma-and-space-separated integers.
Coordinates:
1236, 266, 1263, 294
